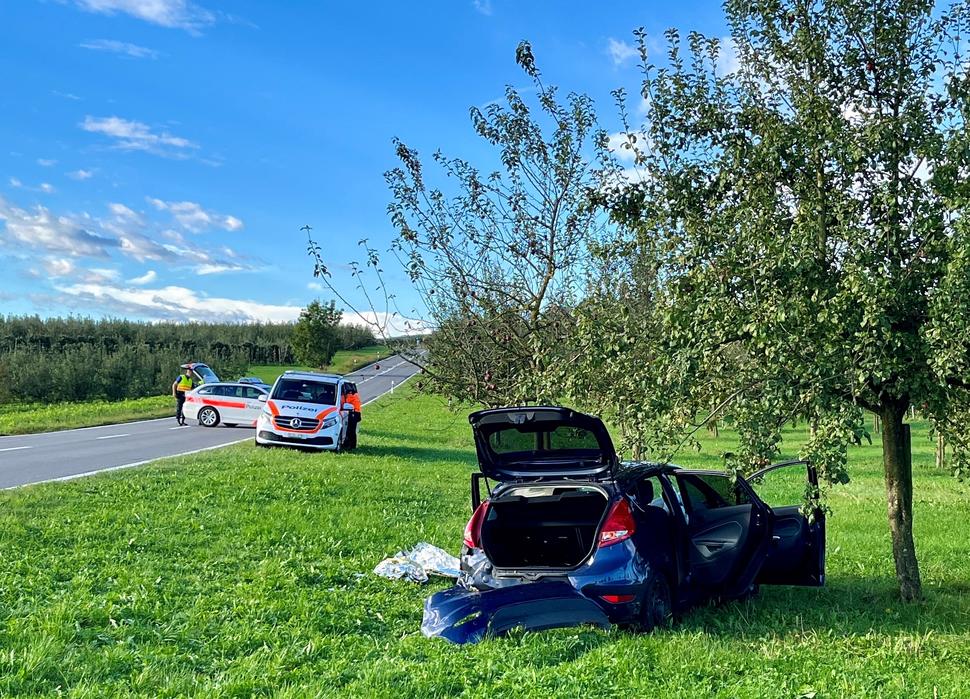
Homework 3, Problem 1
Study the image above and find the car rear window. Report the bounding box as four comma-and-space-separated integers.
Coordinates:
487, 425, 601, 456
272, 378, 337, 405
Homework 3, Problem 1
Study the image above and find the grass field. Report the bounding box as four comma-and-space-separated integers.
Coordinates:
0, 395, 173, 436
2, 388, 970, 697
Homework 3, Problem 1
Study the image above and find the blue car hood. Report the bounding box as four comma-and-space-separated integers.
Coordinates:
422, 581, 611, 644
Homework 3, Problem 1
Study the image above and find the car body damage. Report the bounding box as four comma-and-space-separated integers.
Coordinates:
422, 407, 826, 644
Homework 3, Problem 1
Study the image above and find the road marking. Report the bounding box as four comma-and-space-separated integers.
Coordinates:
357, 360, 408, 384
361, 372, 417, 406
95, 433, 129, 440
0, 416, 172, 441
5, 437, 251, 490
0, 446, 31, 453
169, 425, 189, 430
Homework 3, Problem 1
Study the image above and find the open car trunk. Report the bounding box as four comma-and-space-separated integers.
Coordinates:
480, 484, 609, 569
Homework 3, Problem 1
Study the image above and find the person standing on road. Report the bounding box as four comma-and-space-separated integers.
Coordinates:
172, 365, 195, 426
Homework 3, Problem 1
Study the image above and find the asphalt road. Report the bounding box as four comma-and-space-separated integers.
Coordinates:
0, 355, 421, 489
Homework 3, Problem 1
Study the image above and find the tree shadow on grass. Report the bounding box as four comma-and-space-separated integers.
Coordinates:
678, 574, 970, 638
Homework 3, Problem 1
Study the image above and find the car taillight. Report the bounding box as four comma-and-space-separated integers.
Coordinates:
600, 594, 636, 604
463, 500, 490, 549
598, 497, 636, 547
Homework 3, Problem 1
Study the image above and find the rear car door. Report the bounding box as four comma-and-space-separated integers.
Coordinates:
745, 460, 825, 586
674, 472, 771, 598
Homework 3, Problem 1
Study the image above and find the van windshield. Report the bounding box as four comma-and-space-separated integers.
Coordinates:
272, 378, 337, 406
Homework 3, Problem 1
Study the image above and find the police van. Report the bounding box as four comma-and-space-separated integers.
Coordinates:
254, 370, 360, 451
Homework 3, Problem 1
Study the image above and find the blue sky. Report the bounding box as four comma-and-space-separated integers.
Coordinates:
0, 0, 729, 327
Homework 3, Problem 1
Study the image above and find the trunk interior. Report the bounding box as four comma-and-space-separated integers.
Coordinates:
481, 484, 609, 569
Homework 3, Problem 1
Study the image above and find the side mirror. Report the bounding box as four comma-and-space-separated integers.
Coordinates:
257, 394, 268, 402
342, 402, 355, 411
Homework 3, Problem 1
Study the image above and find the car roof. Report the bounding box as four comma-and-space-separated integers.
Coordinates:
277, 370, 343, 382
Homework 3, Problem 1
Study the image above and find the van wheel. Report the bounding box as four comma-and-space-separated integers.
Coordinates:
638, 574, 674, 632
198, 407, 220, 427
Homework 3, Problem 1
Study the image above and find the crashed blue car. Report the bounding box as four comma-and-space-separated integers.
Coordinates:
422, 407, 825, 644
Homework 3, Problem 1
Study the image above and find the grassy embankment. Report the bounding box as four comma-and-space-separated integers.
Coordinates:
2, 387, 970, 696
0, 346, 393, 436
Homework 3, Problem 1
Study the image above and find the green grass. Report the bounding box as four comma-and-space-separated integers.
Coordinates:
249, 345, 392, 385
2, 389, 970, 697
0, 395, 174, 436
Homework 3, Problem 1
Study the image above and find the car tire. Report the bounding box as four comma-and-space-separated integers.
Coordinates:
638, 573, 674, 632
198, 406, 220, 427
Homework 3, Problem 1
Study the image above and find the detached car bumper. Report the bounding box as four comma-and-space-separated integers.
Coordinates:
422, 581, 611, 644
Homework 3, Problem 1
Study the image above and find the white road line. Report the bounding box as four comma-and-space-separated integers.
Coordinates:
95, 434, 129, 440
361, 372, 417, 406
357, 360, 408, 384
169, 425, 189, 430
0, 446, 31, 453
0, 416, 172, 441
5, 437, 251, 490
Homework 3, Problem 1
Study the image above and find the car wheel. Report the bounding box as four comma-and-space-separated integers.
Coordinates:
198, 406, 220, 427
639, 574, 674, 632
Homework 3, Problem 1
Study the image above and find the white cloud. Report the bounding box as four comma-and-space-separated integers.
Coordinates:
147, 197, 243, 232
80, 39, 160, 59
0, 197, 117, 258
307, 281, 323, 291
607, 132, 641, 164
108, 202, 141, 221
80, 116, 198, 158
43, 258, 76, 276
37, 158, 57, 167
72, 0, 214, 32
55, 282, 302, 323
68, 169, 95, 180
345, 310, 433, 337
128, 269, 157, 284
716, 37, 740, 77
472, 0, 492, 15
8, 178, 55, 193
607, 38, 638, 67
196, 263, 247, 275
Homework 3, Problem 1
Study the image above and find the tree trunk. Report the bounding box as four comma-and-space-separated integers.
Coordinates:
935, 433, 945, 470
880, 404, 922, 601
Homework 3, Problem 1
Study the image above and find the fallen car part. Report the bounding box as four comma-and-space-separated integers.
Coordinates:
422, 581, 611, 644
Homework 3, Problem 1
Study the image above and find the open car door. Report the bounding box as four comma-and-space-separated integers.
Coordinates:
746, 460, 825, 587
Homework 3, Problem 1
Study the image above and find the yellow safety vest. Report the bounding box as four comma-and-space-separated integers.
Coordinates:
177, 374, 194, 392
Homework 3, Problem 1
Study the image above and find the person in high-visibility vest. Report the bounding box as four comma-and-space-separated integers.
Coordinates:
172, 366, 195, 426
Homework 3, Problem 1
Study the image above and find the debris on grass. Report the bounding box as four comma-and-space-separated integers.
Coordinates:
374, 542, 461, 583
